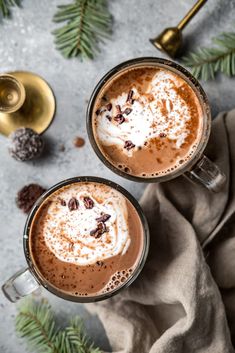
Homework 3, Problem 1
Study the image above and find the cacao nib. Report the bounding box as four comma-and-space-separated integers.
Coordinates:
95, 109, 101, 116
90, 228, 97, 237
90, 222, 107, 238
159, 132, 167, 138
123, 107, 132, 115
68, 197, 79, 211
83, 196, 94, 209
96, 213, 111, 223
105, 115, 112, 121
124, 140, 135, 150
96, 261, 104, 266
116, 105, 122, 114
73, 136, 85, 148
106, 103, 112, 111
114, 114, 125, 124
68, 242, 74, 251
59, 198, 66, 206
102, 95, 108, 101
126, 90, 134, 103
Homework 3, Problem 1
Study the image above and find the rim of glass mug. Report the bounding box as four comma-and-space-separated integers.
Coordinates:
86, 57, 211, 183
22, 176, 149, 303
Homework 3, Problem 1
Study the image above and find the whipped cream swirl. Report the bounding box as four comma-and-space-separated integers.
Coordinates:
96, 70, 197, 154
43, 185, 130, 266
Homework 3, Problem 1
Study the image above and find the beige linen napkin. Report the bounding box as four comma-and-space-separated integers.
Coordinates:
87, 109, 235, 353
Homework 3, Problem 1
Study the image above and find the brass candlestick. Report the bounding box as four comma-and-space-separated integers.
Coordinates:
0, 71, 56, 137
150, 0, 207, 58
0, 74, 26, 114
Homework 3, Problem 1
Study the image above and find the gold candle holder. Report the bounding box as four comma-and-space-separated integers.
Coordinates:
0, 71, 56, 137
0, 74, 26, 114
150, 0, 207, 58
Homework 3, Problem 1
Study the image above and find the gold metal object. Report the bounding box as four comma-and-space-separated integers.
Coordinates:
150, 0, 207, 58
0, 71, 56, 136
0, 74, 26, 114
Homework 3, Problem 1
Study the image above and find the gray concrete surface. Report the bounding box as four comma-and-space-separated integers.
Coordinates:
0, 0, 235, 352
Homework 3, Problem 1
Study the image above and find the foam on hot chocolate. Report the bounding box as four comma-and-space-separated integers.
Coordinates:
97, 71, 193, 151
93, 67, 203, 177
29, 182, 144, 297
43, 185, 130, 266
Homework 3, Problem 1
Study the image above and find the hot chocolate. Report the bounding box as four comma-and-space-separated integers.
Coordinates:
92, 66, 204, 178
29, 181, 145, 297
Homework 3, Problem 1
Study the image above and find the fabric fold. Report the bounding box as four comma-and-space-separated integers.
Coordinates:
87, 110, 235, 353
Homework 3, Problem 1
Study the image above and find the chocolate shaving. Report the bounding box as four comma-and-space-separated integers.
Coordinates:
68, 197, 79, 211
123, 107, 132, 115
106, 103, 112, 111
83, 196, 94, 209
126, 90, 134, 104
96, 213, 111, 223
90, 222, 107, 238
114, 114, 125, 124
124, 140, 135, 150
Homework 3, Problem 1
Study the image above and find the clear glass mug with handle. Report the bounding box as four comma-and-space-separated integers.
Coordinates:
2, 177, 149, 303
87, 57, 226, 192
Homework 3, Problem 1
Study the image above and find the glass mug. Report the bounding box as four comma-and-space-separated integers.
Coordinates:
2, 177, 149, 303
87, 57, 226, 192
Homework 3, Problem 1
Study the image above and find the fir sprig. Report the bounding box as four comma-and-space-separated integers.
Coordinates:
182, 32, 235, 81
0, 0, 21, 18
15, 298, 102, 353
53, 0, 112, 59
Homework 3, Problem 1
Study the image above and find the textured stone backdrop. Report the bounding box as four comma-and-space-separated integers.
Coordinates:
0, 0, 235, 352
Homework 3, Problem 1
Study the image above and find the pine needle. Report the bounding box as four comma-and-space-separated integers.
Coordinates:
66, 317, 101, 353
0, 0, 21, 18
182, 32, 235, 81
15, 298, 102, 353
52, 0, 112, 59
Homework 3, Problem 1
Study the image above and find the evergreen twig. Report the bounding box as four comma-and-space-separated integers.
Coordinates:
182, 32, 235, 81
0, 0, 21, 18
66, 317, 101, 353
52, 0, 112, 59
15, 298, 102, 353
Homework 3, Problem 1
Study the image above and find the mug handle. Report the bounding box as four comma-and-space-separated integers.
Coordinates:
185, 155, 226, 192
2, 268, 40, 302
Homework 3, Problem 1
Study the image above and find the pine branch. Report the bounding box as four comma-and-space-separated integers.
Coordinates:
15, 298, 102, 353
52, 0, 112, 59
182, 32, 235, 81
15, 299, 59, 353
0, 0, 21, 18
66, 317, 101, 353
